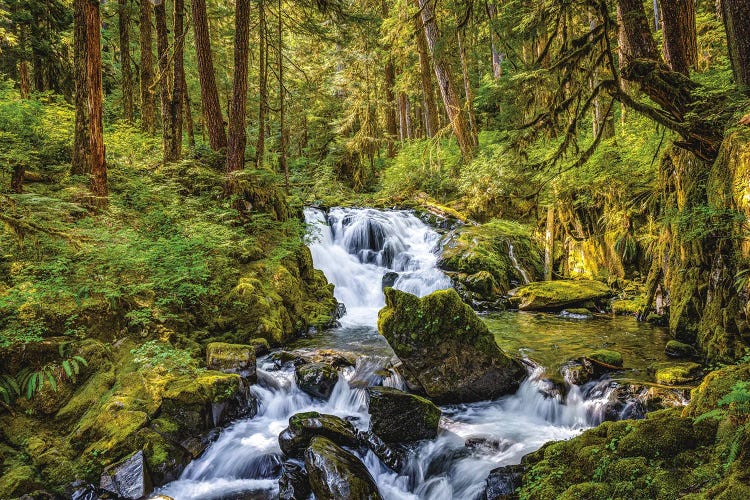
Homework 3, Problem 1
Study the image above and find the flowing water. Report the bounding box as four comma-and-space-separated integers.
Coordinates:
157, 207, 669, 500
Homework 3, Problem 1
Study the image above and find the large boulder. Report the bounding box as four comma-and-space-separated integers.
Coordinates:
484, 464, 523, 500
206, 342, 257, 382
279, 412, 359, 458
99, 451, 153, 500
295, 362, 340, 399
508, 280, 613, 311
278, 461, 311, 500
366, 386, 440, 442
377, 288, 525, 403
304, 436, 382, 500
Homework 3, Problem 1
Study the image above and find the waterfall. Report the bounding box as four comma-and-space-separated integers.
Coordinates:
157, 207, 621, 500
507, 242, 531, 285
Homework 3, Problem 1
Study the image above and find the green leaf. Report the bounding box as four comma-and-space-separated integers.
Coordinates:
26, 373, 37, 399
62, 360, 72, 378
73, 356, 88, 367
45, 371, 57, 392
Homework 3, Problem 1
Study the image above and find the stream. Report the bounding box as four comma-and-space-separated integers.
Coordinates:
156, 207, 670, 500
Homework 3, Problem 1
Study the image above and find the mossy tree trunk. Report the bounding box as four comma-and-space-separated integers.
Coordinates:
226, 0, 251, 175
721, 0, 750, 89
139, 0, 156, 135
192, 0, 226, 150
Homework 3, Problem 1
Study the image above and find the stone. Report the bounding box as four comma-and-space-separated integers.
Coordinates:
99, 450, 153, 500
279, 461, 311, 500
304, 436, 382, 500
206, 342, 257, 382
366, 386, 440, 442
279, 411, 359, 458
587, 349, 624, 367
295, 362, 339, 399
651, 362, 703, 386
377, 288, 525, 403
382, 272, 399, 289
356, 430, 406, 472
664, 340, 697, 358
484, 464, 523, 500
508, 280, 613, 311
248, 338, 271, 356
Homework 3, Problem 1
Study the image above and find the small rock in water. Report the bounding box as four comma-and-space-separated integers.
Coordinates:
206, 342, 257, 383
279, 411, 359, 458
304, 436, 383, 500
279, 460, 310, 500
295, 362, 339, 399
559, 308, 593, 319
664, 340, 697, 359
357, 430, 406, 472
484, 464, 523, 500
366, 386, 441, 443
99, 450, 153, 500
382, 271, 399, 289
465, 435, 513, 454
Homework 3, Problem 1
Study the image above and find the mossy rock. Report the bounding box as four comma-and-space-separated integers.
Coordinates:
684, 362, 750, 417
304, 436, 383, 500
587, 350, 623, 367
0, 465, 43, 499
665, 340, 698, 359
617, 409, 709, 458
377, 288, 525, 403
278, 411, 359, 458
295, 363, 339, 400
611, 298, 643, 316
205, 342, 257, 382
508, 280, 613, 311
650, 362, 703, 386
366, 386, 441, 443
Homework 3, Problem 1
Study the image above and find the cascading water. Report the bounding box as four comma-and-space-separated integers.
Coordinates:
156, 207, 621, 500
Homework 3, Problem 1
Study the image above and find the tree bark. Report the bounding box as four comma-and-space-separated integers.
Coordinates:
660, 0, 697, 75
381, 0, 398, 156
139, 0, 156, 134
278, 0, 289, 191
721, 0, 750, 89
544, 204, 555, 281
18, 61, 31, 99
118, 0, 134, 122
418, 0, 475, 159
154, 0, 173, 160
192, 0, 226, 149
169, 0, 185, 160
256, 0, 267, 167
414, 2, 439, 138
85, 0, 107, 206
226, 0, 251, 174
182, 67, 195, 148
73, 0, 90, 175
486, 2, 503, 79
458, 30, 478, 148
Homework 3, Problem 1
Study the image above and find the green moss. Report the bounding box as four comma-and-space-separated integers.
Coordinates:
588, 349, 623, 367
651, 362, 703, 386
611, 298, 643, 316
0, 465, 42, 499
205, 342, 255, 374
685, 363, 750, 417
665, 340, 698, 358
509, 280, 612, 311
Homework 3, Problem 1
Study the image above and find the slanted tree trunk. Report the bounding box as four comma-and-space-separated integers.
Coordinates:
85, 0, 107, 206
414, 13, 439, 138
418, 0, 475, 159
118, 0, 134, 122
256, 0, 267, 167
226, 0, 251, 174
73, 0, 90, 175
154, 0, 173, 160
721, 0, 750, 88
660, 0, 697, 75
139, 0, 156, 134
192, 0, 226, 149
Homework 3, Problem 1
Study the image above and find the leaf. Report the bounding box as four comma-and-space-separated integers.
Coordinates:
71, 360, 80, 375
26, 372, 37, 399
73, 356, 88, 367
45, 371, 57, 392
62, 360, 72, 378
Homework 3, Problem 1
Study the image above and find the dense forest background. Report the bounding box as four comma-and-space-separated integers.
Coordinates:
1, 0, 750, 497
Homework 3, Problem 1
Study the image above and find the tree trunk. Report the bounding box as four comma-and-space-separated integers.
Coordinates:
414, 4, 439, 138
721, 0, 750, 88
85, 0, 107, 206
226, 0, 251, 174
154, 0, 173, 160
278, 0, 289, 191
118, 0, 134, 122
192, 0, 227, 149
661, 0, 697, 75
404, 95, 413, 139
398, 92, 407, 142
73, 0, 90, 175
182, 69, 195, 148
486, 2, 503, 78
418, 0, 475, 159
544, 204, 555, 281
256, 0, 267, 167
18, 61, 31, 98
381, 0, 398, 156
139, 0, 156, 134
458, 30, 478, 148
169, 0, 185, 160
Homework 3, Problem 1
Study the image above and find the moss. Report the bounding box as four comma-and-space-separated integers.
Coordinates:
0, 465, 42, 499
56, 367, 116, 422
588, 349, 624, 367
611, 297, 643, 316
617, 409, 707, 458
508, 280, 612, 311
651, 362, 703, 386
665, 340, 697, 358
558, 482, 611, 499
205, 342, 256, 375
684, 362, 750, 417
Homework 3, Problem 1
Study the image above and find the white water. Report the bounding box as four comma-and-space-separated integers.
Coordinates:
156, 208, 619, 500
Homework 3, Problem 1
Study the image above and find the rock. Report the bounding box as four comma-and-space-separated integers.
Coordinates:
378, 288, 526, 403
382, 272, 399, 289
559, 308, 593, 319
279, 461, 311, 500
206, 342, 257, 382
664, 340, 697, 358
484, 464, 523, 500
248, 338, 271, 356
562, 355, 622, 386
295, 362, 339, 399
508, 280, 612, 311
357, 430, 406, 472
465, 436, 513, 454
296, 349, 358, 368
304, 436, 383, 500
650, 362, 703, 385
279, 412, 359, 458
366, 386, 441, 442
587, 349, 624, 367
99, 450, 153, 499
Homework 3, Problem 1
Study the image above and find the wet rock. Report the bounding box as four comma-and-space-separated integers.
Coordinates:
279, 461, 310, 500
357, 430, 406, 472
382, 272, 399, 289
304, 436, 383, 500
559, 308, 593, 319
587, 349, 623, 367
99, 450, 153, 499
508, 280, 612, 311
296, 349, 358, 368
279, 411, 359, 458
664, 340, 697, 359
650, 362, 703, 385
206, 342, 257, 383
465, 436, 513, 454
295, 362, 339, 399
378, 288, 525, 403
367, 386, 440, 442
484, 464, 523, 500
271, 351, 308, 367
249, 338, 271, 356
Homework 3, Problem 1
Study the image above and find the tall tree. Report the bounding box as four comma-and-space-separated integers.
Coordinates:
458, 29, 478, 147
192, 0, 226, 149
84, 0, 107, 205
154, 0, 173, 159
154, 0, 183, 161
414, 13, 439, 138
660, 0, 697, 75
381, 0, 398, 156
721, 0, 750, 89
485, 2, 503, 79
139, 0, 156, 134
118, 0, 134, 122
256, 0, 267, 167
226, 0, 251, 174
278, 0, 289, 190
417, 0, 475, 158
169, 0, 185, 160
72, 0, 89, 175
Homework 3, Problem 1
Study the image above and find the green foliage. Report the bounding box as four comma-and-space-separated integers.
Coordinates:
130, 340, 200, 374
381, 138, 462, 200
661, 204, 746, 243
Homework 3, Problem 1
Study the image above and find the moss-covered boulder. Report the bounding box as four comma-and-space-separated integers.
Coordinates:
295, 363, 339, 400
664, 340, 697, 359
587, 350, 623, 367
650, 362, 703, 386
278, 412, 359, 458
206, 342, 257, 382
508, 280, 613, 311
304, 436, 383, 500
684, 362, 750, 417
377, 288, 525, 403
366, 386, 441, 443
